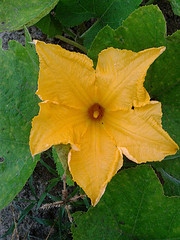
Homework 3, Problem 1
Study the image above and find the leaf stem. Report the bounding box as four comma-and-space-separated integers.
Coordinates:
55, 35, 87, 54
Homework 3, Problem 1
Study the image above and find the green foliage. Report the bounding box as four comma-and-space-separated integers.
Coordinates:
88, 5, 166, 64
123, 156, 180, 197
1, 202, 36, 238
152, 156, 180, 196
72, 165, 180, 239
0, 28, 40, 210
1, 164, 76, 239
55, 0, 143, 48
0, 1, 179, 239
146, 31, 180, 146
36, 13, 62, 38
88, 4, 180, 199
53, 145, 74, 186
168, 0, 180, 16
88, 4, 180, 147
36, 177, 59, 209
0, 0, 59, 32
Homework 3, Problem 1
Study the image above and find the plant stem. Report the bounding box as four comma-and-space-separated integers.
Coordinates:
55, 35, 87, 54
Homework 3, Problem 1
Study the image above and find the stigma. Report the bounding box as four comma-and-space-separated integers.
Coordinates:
93, 111, 99, 119
88, 103, 104, 121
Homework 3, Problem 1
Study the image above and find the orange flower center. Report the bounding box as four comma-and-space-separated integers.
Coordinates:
88, 103, 104, 121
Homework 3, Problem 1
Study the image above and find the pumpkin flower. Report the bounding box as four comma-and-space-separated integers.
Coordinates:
30, 41, 178, 206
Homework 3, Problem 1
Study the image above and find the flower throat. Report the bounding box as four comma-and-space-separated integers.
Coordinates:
88, 103, 104, 121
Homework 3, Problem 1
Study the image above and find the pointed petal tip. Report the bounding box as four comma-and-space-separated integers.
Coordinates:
159, 46, 166, 54
29, 144, 36, 159
120, 147, 138, 163
91, 183, 107, 207
28, 41, 36, 45
174, 143, 179, 152
33, 40, 38, 45
29, 141, 38, 158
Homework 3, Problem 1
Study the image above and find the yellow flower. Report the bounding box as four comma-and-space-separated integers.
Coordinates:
30, 41, 179, 206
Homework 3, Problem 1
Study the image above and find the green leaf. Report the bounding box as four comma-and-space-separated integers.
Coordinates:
160, 168, 180, 196
88, 4, 180, 196
72, 165, 180, 239
88, 5, 166, 64
168, 0, 180, 16
155, 155, 180, 180
0, 0, 59, 32
0, 28, 40, 210
152, 156, 180, 196
146, 31, 180, 147
36, 13, 62, 38
36, 178, 59, 209
88, 5, 180, 146
123, 156, 180, 197
55, 0, 143, 48
52, 145, 74, 186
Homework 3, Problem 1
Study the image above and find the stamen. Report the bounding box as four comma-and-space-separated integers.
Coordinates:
93, 111, 99, 119
88, 103, 104, 121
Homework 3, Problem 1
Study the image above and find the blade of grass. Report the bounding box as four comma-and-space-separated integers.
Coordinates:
14, 198, 36, 203
29, 175, 38, 201
40, 158, 57, 176
37, 178, 59, 209
67, 186, 79, 201
18, 203, 36, 223
46, 193, 62, 202
1, 203, 35, 239
83, 196, 90, 209
31, 216, 54, 227
1, 223, 15, 238
58, 208, 63, 240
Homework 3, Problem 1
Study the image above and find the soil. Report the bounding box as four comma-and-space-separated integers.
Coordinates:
0, 151, 64, 239
0, 1, 180, 239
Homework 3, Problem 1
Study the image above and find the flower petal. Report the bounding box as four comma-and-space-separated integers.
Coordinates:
104, 102, 179, 163
29, 101, 87, 156
95, 47, 165, 110
68, 122, 122, 206
35, 40, 95, 108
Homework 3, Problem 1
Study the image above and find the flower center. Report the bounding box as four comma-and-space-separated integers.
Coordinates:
88, 103, 104, 121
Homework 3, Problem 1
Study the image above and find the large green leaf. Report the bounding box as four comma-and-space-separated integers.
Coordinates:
146, 31, 180, 147
0, 28, 40, 210
88, 5, 180, 196
168, 0, 180, 16
123, 156, 180, 197
0, 0, 59, 32
36, 13, 62, 38
72, 165, 180, 239
152, 156, 180, 196
88, 5, 180, 146
55, 0, 142, 48
88, 5, 166, 64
